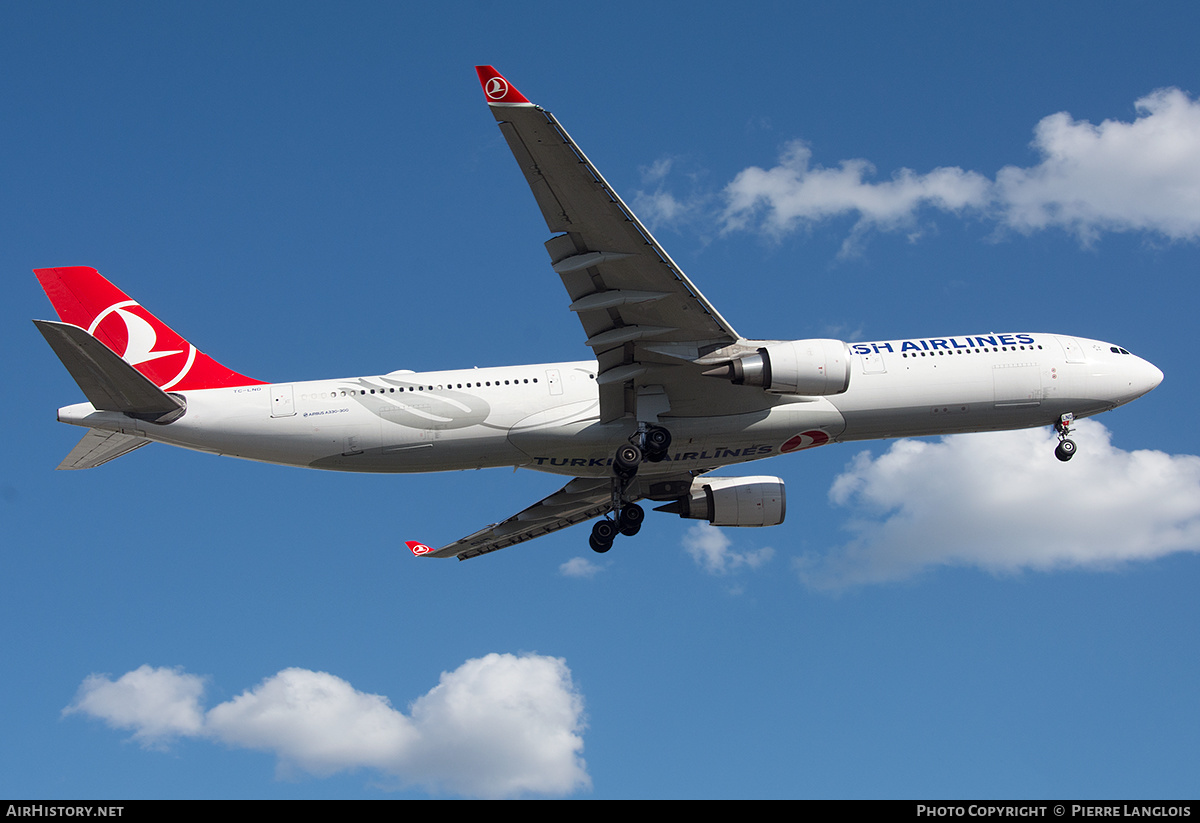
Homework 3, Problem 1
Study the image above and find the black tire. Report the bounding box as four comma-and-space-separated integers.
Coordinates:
618, 503, 645, 536
643, 427, 671, 462
589, 535, 612, 553
591, 519, 618, 547
645, 427, 671, 452
613, 444, 643, 478
1055, 439, 1077, 462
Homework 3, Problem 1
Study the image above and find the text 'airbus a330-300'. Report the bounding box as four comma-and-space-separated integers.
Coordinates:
33, 66, 1164, 560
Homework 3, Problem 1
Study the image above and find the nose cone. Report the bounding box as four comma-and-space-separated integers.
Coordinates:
1079, 339, 1163, 409
1135, 357, 1165, 397
1109, 355, 1164, 406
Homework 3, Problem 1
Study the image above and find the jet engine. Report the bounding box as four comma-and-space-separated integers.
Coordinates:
703, 338, 850, 395
654, 476, 786, 527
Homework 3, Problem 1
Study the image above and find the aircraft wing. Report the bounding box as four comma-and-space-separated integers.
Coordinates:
410, 477, 612, 560
411, 472, 696, 560
477, 66, 759, 423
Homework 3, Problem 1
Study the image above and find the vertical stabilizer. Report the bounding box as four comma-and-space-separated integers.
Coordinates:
34, 266, 264, 391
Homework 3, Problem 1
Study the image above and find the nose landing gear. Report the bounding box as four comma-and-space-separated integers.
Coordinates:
1054, 413, 1076, 462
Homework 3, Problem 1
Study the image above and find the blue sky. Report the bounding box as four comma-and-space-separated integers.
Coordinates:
3, 1, 1199, 799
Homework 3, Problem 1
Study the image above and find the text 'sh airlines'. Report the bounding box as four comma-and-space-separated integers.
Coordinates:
32, 66, 1163, 561
851, 335, 1037, 354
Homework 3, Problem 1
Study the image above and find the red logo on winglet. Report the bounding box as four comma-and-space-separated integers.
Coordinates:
407, 541, 434, 556
484, 77, 509, 100
475, 66, 530, 104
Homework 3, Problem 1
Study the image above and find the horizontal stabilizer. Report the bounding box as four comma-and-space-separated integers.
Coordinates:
57, 429, 149, 470
34, 320, 186, 422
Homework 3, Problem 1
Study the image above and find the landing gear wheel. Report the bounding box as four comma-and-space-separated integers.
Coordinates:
1053, 413, 1077, 462
643, 427, 672, 462
1055, 439, 1077, 462
618, 503, 645, 537
613, 444, 643, 479
590, 519, 617, 553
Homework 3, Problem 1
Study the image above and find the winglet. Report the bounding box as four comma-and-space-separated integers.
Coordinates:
475, 66, 531, 106
406, 541, 435, 557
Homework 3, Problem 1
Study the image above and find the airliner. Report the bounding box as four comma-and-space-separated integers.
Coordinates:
33, 66, 1163, 560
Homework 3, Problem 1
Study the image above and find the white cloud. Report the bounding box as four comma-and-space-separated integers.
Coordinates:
635, 188, 693, 227
205, 668, 416, 779
683, 522, 774, 575
996, 88, 1200, 241
722, 141, 989, 248
709, 88, 1200, 249
559, 556, 602, 578
65, 654, 589, 799
633, 156, 712, 231
641, 157, 674, 185
63, 665, 206, 747
404, 653, 589, 798
797, 420, 1200, 588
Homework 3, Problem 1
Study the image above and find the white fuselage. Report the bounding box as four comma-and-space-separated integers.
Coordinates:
57, 332, 1163, 478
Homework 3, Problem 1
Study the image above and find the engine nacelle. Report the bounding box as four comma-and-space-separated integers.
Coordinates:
655, 476, 786, 527
704, 338, 850, 395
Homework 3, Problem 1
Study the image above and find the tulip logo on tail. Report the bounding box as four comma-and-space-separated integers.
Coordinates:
407, 541, 434, 556
88, 300, 196, 390
781, 430, 830, 453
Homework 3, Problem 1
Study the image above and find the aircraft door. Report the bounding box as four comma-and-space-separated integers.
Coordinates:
861, 352, 886, 375
1056, 336, 1087, 364
545, 369, 563, 395
271, 384, 296, 417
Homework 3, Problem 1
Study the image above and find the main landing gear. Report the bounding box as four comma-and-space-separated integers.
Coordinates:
611, 424, 672, 480
588, 503, 645, 553
1054, 413, 1077, 462
590, 425, 671, 553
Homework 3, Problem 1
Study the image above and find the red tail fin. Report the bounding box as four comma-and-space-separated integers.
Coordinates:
34, 266, 264, 391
